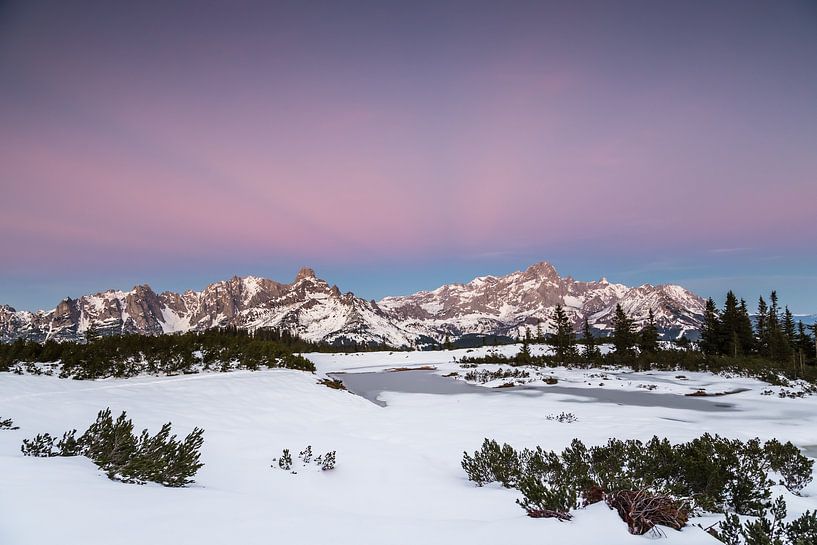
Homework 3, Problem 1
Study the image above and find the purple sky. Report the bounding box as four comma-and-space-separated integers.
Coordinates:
2, 1, 816, 312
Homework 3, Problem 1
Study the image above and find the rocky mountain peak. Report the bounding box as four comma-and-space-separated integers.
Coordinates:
295, 267, 317, 282
0, 260, 710, 345
524, 261, 559, 279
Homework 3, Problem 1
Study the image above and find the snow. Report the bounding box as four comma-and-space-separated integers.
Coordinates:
2, 348, 817, 545
159, 306, 191, 334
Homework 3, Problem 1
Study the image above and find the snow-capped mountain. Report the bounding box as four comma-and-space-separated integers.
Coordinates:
379, 262, 705, 341
1, 262, 707, 346
0, 268, 417, 347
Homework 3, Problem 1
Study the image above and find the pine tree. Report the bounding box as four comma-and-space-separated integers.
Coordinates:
783, 307, 796, 350
700, 298, 721, 355
638, 309, 659, 354
611, 304, 636, 357
517, 329, 532, 364
796, 321, 811, 372
719, 291, 741, 357
581, 318, 599, 361
737, 299, 754, 355
767, 292, 791, 362
547, 305, 576, 361
756, 296, 769, 357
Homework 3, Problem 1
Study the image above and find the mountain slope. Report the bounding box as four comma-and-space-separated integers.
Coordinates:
1, 262, 707, 346
378, 262, 705, 341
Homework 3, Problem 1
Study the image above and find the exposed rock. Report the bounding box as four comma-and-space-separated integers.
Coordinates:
0, 261, 706, 346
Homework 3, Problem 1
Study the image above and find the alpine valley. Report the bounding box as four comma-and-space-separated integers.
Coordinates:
0, 262, 706, 346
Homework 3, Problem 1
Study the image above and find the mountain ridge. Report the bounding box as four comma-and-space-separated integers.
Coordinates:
1, 262, 707, 346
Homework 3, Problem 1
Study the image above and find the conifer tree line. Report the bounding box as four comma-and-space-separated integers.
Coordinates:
461, 293, 817, 382
700, 290, 816, 369
0, 327, 319, 378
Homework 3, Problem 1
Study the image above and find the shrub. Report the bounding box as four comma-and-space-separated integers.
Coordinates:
786, 510, 817, 544
276, 446, 336, 471
545, 412, 577, 423
461, 439, 521, 487
516, 474, 578, 520
320, 451, 336, 471
463, 434, 814, 531
21, 408, 205, 487
0, 417, 19, 430
710, 503, 817, 545
21, 433, 57, 457
606, 489, 688, 535
278, 449, 292, 470
763, 439, 813, 494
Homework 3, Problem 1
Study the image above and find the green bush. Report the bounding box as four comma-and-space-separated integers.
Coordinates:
710, 498, 817, 545
21, 408, 204, 487
0, 417, 19, 430
21, 433, 57, 457
462, 434, 814, 529
461, 438, 522, 488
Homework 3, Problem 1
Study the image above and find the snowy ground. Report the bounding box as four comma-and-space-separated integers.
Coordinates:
2, 346, 816, 544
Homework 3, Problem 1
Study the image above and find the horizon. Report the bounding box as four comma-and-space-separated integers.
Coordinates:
4, 258, 816, 317
2, 0, 816, 313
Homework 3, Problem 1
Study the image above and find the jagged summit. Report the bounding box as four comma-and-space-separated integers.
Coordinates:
523, 261, 560, 279
0, 261, 707, 345
295, 267, 317, 282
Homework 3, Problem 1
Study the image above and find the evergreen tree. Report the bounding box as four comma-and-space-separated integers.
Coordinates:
547, 305, 576, 361
719, 291, 741, 357
85, 325, 101, 344
756, 296, 769, 357
737, 299, 755, 355
783, 307, 796, 350
796, 321, 811, 371
700, 298, 721, 355
638, 309, 659, 354
517, 333, 532, 364
535, 321, 544, 344
611, 304, 636, 357
767, 292, 791, 362
581, 318, 600, 361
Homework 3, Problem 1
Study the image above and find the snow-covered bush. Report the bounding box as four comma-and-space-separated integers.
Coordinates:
21, 433, 57, 457
763, 438, 813, 493
545, 412, 577, 423
463, 368, 529, 384
462, 434, 814, 533
461, 439, 522, 488
275, 446, 337, 472
278, 449, 293, 470
516, 473, 579, 521
710, 497, 817, 545
21, 408, 205, 487
0, 417, 19, 430
319, 451, 336, 471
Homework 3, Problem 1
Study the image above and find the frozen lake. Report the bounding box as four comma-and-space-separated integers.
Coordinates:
328, 369, 738, 412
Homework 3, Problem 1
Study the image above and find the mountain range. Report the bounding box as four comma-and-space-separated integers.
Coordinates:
0, 262, 708, 347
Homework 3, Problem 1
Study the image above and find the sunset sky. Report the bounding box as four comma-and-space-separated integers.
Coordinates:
2, 1, 816, 312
